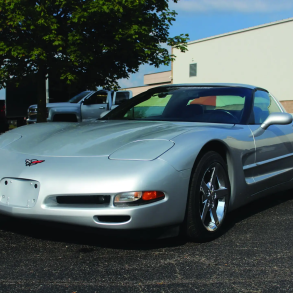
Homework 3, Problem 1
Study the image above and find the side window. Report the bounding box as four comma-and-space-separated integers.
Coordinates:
189, 95, 245, 110
188, 95, 245, 122
85, 91, 108, 104
124, 93, 172, 119
253, 90, 281, 124
115, 92, 130, 106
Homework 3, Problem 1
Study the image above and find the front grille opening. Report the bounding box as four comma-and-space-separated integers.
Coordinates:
56, 195, 110, 205
96, 215, 131, 223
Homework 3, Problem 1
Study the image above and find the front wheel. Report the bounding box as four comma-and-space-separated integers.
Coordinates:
186, 151, 230, 241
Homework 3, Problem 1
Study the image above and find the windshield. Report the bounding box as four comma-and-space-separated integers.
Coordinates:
102, 86, 252, 124
68, 91, 92, 103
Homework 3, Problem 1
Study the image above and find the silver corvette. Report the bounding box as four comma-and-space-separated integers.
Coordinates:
0, 83, 292, 241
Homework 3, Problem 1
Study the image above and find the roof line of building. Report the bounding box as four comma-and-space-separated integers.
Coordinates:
187, 17, 293, 45
120, 81, 171, 90
144, 70, 171, 76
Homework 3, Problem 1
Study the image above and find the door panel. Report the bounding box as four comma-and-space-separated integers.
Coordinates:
81, 103, 107, 120
249, 124, 293, 187
249, 90, 293, 190
81, 91, 109, 121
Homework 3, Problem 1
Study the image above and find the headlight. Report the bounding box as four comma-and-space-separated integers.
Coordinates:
114, 191, 165, 206
114, 191, 142, 203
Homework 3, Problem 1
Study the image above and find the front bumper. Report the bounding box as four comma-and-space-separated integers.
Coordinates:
26, 118, 37, 124
0, 197, 172, 230
0, 152, 191, 230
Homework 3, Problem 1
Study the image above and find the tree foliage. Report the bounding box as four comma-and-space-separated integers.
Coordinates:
0, 0, 189, 121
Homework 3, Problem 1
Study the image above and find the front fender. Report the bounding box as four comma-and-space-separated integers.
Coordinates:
159, 124, 256, 211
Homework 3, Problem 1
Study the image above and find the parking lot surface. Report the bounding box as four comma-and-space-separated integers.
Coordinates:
1, 190, 293, 292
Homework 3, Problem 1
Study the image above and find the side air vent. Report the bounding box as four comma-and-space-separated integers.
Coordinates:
96, 215, 131, 223
56, 195, 110, 205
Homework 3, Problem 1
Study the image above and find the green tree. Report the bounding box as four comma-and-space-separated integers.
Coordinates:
0, 0, 189, 122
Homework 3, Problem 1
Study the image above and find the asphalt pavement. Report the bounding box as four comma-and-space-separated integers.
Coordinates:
1, 190, 293, 292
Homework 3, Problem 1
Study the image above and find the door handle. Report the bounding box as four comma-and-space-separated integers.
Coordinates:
99, 107, 105, 109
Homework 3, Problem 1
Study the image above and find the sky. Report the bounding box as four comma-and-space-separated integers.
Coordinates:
1, 0, 293, 98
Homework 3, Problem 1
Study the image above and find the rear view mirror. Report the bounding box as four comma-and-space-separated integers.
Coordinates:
251, 112, 292, 138
261, 113, 292, 130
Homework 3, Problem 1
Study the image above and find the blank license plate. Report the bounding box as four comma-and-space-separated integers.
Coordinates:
0, 178, 40, 208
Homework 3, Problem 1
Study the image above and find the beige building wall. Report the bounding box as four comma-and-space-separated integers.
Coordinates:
144, 71, 172, 85
123, 71, 172, 96
123, 83, 170, 96
172, 18, 293, 111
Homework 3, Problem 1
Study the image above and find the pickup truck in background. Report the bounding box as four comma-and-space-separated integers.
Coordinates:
6, 74, 88, 127
27, 89, 132, 123
0, 97, 8, 133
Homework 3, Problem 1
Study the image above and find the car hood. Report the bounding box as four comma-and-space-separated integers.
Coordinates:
0, 120, 194, 157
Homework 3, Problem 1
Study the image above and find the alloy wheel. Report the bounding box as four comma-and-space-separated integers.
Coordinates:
199, 162, 229, 231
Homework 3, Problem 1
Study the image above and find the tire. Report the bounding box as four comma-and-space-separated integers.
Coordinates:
186, 151, 230, 241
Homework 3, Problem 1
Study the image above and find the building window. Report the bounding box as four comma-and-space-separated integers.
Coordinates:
190, 63, 197, 77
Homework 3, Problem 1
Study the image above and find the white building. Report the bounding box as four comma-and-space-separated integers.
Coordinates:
172, 17, 293, 112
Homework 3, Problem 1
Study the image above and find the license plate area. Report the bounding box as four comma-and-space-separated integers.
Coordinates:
0, 178, 40, 208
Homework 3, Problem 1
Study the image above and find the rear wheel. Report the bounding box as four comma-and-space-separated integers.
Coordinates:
186, 151, 230, 241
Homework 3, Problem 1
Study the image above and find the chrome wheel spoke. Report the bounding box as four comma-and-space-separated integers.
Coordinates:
201, 181, 209, 201
214, 187, 229, 199
210, 165, 218, 187
201, 201, 209, 222
211, 206, 219, 226
217, 201, 225, 222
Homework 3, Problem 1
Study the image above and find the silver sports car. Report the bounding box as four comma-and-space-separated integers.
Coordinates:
0, 83, 292, 241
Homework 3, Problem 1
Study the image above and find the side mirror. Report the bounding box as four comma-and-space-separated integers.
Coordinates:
100, 110, 110, 119
261, 113, 292, 130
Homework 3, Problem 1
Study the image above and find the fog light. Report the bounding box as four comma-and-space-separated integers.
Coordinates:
114, 191, 165, 206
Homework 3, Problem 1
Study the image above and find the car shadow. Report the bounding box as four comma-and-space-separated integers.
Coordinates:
0, 215, 188, 250
0, 189, 293, 250
223, 189, 293, 235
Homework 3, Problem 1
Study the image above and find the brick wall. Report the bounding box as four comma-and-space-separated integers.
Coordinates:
280, 101, 293, 113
